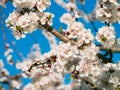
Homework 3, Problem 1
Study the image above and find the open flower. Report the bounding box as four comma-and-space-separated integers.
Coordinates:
96, 25, 115, 48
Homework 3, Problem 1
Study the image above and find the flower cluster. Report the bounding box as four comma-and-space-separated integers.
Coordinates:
13, 0, 51, 12
0, 0, 5, 7
55, 0, 82, 19
45, 42, 79, 73
0, 59, 22, 89
16, 59, 32, 71
4, 43, 14, 65
23, 71, 82, 90
14, 19, 119, 89
64, 22, 94, 47
16, 40, 120, 89
6, 11, 39, 39
80, 43, 100, 60
23, 72, 64, 90
40, 12, 54, 26
95, 0, 120, 24
6, 0, 53, 39
96, 25, 116, 48
0, 60, 9, 85
60, 13, 75, 25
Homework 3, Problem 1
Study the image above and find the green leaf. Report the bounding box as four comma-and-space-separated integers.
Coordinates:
16, 26, 23, 34
48, 14, 52, 20
16, 26, 22, 30
59, 26, 63, 33
7, 21, 11, 25
70, 76, 74, 79
101, 36, 107, 42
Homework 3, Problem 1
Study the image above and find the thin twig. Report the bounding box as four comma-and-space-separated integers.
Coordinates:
81, 5, 98, 32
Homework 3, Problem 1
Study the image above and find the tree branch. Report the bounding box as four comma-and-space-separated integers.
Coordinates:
100, 47, 120, 53
39, 24, 120, 53
38, 24, 77, 45
81, 77, 97, 88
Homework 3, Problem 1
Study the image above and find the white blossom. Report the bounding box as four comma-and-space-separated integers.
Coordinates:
11, 80, 22, 89
66, 2, 77, 12
57, 84, 72, 90
0, 60, 4, 69
96, 25, 116, 48
80, 43, 100, 60
17, 60, 32, 71
6, 11, 39, 39
36, 0, 51, 12
23, 83, 36, 90
1, 68, 9, 76
95, 0, 119, 23
40, 12, 54, 26
13, 0, 28, 9
60, 13, 75, 25
0, 0, 6, 7
13, 0, 51, 11
65, 22, 94, 46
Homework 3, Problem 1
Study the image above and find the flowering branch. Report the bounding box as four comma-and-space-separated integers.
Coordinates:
101, 46, 120, 53
39, 24, 120, 53
38, 24, 110, 89
38, 24, 77, 45
0, 73, 22, 89
1, 0, 120, 89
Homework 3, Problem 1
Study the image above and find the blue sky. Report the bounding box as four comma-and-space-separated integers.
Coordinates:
0, 0, 120, 88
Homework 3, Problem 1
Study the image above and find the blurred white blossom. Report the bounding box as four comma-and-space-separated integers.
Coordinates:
96, 26, 115, 48
95, 0, 119, 24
